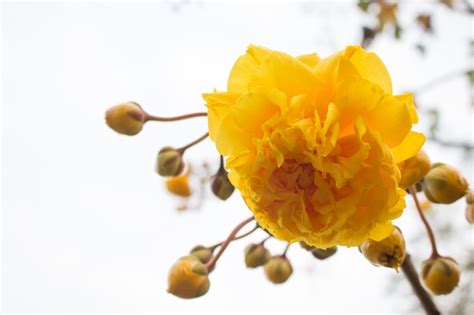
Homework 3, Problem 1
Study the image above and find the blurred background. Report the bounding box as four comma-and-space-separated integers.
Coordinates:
2, 0, 473, 313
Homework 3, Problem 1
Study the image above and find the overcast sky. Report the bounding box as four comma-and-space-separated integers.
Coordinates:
2, 1, 473, 314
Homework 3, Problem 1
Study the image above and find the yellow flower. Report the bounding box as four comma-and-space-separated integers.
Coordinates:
203, 45, 424, 248
166, 172, 191, 197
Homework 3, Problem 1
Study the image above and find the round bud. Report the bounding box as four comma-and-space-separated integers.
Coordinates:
359, 227, 406, 269
211, 170, 235, 200
166, 173, 191, 197
156, 147, 184, 177
421, 256, 461, 295
466, 204, 474, 224
190, 245, 213, 264
398, 150, 431, 189
299, 241, 313, 251
264, 256, 293, 284
167, 256, 210, 299
105, 102, 145, 136
466, 190, 474, 205
423, 164, 468, 204
244, 243, 270, 268
310, 246, 337, 260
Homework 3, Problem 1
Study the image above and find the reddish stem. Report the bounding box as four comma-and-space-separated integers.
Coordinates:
205, 216, 254, 272
410, 186, 440, 258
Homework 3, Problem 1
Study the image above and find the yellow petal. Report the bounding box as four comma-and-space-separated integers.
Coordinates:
296, 53, 321, 68
365, 95, 412, 147
344, 46, 392, 94
227, 45, 271, 94
203, 92, 238, 140
395, 93, 418, 124
391, 131, 426, 163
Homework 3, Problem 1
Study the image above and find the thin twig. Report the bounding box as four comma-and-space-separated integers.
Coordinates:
144, 111, 207, 122
412, 69, 472, 95
410, 186, 440, 258
208, 224, 259, 251
205, 216, 255, 272
178, 132, 209, 152
401, 254, 441, 315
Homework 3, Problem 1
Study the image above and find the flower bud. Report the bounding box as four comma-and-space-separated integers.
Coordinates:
264, 256, 293, 284
211, 170, 235, 200
466, 204, 474, 224
421, 256, 461, 295
466, 191, 474, 223
167, 256, 210, 299
244, 243, 270, 268
156, 147, 184, 177
299, 241, 313, 251
166, 173, 191, 197
105, 102, 145, 136
398, 150, 431, 189
466, 190, 474, 204
310, 246, 337, 260
359, 227, 406, 269
423, 164, 468, 204
190, 245, 213, 264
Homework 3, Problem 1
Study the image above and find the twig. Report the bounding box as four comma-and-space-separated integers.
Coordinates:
401, 254, 441, 315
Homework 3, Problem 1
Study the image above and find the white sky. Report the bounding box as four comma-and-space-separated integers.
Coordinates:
1, 1, 473, 314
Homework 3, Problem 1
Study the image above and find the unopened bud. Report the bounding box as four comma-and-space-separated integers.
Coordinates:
156, 147, 184, 177
423, 164, 468, 204
421, 256, 461, 295
167, 256, 210, 299
310, 246, 337, 260
244, 243, 270, 268
359, 227, 406, 269
466, 191, 474, 223
166, 173, 191, 197
264, 256, 293, 284
398, 150, 431, 189
105, 102, 145, 136
211, 170, 235, 200
190, 245, 213, 264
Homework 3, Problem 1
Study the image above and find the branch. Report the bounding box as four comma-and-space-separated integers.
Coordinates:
427, 137, 474, 151
401, 254, 441, 315
412, 69, 472, 95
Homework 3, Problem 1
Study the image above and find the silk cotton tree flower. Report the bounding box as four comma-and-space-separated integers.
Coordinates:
203, 45, 425, 249
105, 43, 469, 311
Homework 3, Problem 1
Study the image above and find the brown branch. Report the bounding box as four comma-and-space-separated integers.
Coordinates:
205, 216, 255, 272
412, 69, 472, 95
401, 254, 441, 315
178, 132, 209, 153
410, 186, 440, 258
208, 224, 259, 251
427, 137, 474, 151
144, 111, 207, 122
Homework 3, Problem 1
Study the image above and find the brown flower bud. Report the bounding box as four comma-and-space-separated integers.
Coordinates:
310, 246, 337, 260
421, 256, 461, 295
423, 164, 468, 204
264, 256, 293, 284
398, 150, 431, 189
105, 102, 145, 136
156, 147, 184, 177
167, 256, 210, 299
190, 245, 213, 264
359, 227, 406, 269
244, 243, 270, 268
211, 170, 235, 200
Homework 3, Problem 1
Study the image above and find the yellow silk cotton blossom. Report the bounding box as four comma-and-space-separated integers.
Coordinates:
203, 45, 425, 248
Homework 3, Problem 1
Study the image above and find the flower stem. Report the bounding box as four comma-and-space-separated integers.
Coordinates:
144, 111, 207, 122
208, 224, 259, 251
178, 132, 209, 153
205, 216, 255, 272
281, 243, 291, 257
401, 254, 440, 315
410, 185, 440, 258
